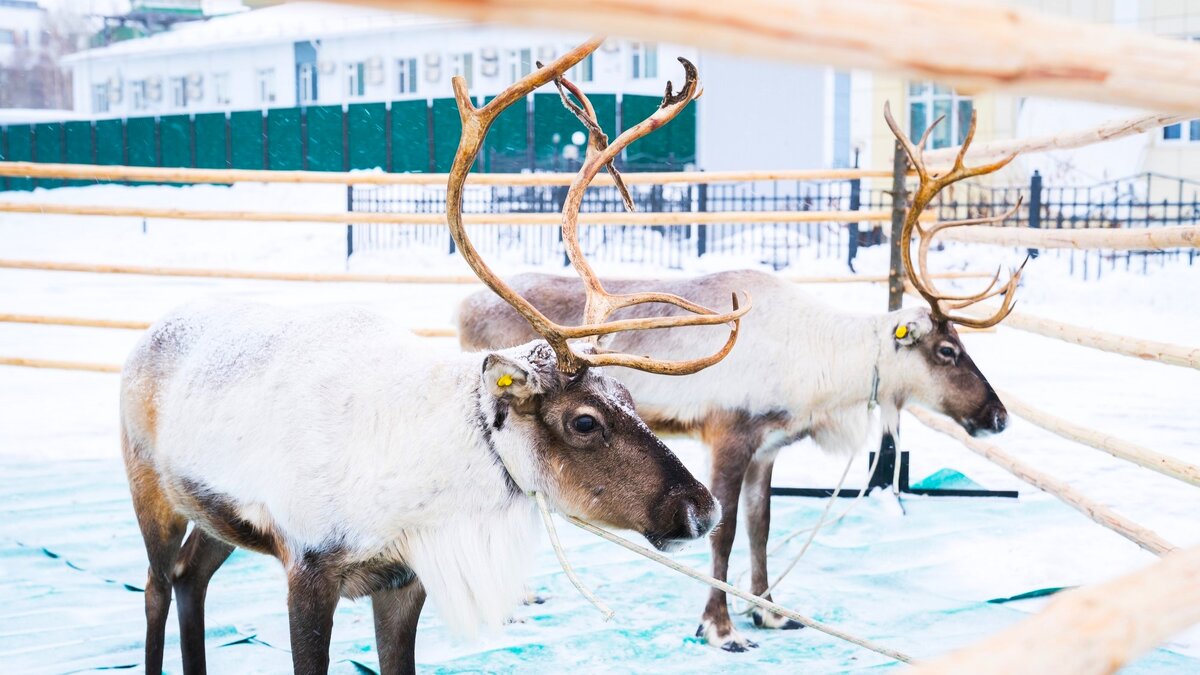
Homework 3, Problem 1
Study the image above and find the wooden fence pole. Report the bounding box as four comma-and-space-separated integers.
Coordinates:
915, 545, 1200, 675
997, 389, 1200, 488
909, 407, 1176, 556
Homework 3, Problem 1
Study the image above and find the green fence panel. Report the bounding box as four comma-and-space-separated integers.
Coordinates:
5, 124, 33, 189
95, 119, 124, 167
64, 121, 93, 187
619, 95, 695, 169
305, 105, 343, 172
194, 113, 227, 169
390, 100, 429, 173
5, 125, 33, 191
430, 98, 461, 173
230, 111, 264, 170
125, 116, 157, 172
34, 123, 64, 189
267, 107, 302, 171
348, 102, 386, 171
483, 95, 528, 173
619, 95, 663, 169
159, 114, 191, 168
532, 92, 610, 171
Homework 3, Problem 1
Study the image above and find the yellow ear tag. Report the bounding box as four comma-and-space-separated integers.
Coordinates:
895, 325, 909, 340
496, 373, 514, 388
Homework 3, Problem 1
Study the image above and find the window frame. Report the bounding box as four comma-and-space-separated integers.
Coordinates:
345, 62, 366, 98
451, 52, 474, 88
396, 57, 418, 95
255, 68, 276, 105
629, 42, 658, 80
907, 82, 974, 150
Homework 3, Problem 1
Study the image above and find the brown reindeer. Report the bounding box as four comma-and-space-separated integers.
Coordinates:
457, 104, 1023, 651
120, 39, 751, 675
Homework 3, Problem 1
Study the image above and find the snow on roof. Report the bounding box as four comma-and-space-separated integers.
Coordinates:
63, 2, 460, 64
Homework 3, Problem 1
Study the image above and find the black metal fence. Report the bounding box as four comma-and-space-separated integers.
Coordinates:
348, 178, 872, 270
932, 172, 1199, 279
347, 171, 1198, 276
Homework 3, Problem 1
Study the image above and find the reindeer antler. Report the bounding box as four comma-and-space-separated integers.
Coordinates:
447, 39, 750, 375
883, 102, 1026, 329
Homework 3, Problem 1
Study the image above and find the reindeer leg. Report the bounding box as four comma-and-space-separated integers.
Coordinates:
744, 453, 803, 631
372, 579, 426, 675
697, 422, 760, 652
286, 558, 342, 675
126, 455, 187, 675
173, 528, 234, 674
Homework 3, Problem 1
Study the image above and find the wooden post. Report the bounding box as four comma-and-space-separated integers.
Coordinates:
887, 141, 907, 312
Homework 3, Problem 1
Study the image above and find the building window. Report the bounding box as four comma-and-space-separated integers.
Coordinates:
507, 48, 532, 83
451, 52, 473, 87
345, 62, 365, 98
629, 42, 657, 79
570, 54, 593, 83
256, 68, 276, 105
131, 80, 149, 110
170, 76, 188, 108
213, 72, 231, 105
396, 57, 417, 94
92, 83, 109, 113
908, 82, 973, 149
1162, 120, 1200, 143
298, 62, 318, 104
0, 29, 14, 46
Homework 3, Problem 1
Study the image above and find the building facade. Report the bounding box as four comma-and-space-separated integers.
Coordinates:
59, 1, 838, 173
857, 0, 1200, 186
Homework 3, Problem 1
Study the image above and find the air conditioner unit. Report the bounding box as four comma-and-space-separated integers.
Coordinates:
187, 78, 203, 100
107, 78, 123, 104
424, 52, 441, 67
425, 65, 441, 83
537, 45, 556, 62
187, 72, 202, 86
601, 41, 619, 53
480, 47, 498, 61
318, 60, 335, 75
147, 77, 162, 101
481, 60, 499, 78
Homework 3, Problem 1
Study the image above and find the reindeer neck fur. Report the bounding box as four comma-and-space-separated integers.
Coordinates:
126, 302, 539, 636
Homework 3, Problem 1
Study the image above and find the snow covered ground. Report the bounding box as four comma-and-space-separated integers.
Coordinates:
0, 182, 1197, 673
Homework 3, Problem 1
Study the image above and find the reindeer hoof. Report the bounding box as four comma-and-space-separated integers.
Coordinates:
752, 609, 805, 631
696, 621, 758, 652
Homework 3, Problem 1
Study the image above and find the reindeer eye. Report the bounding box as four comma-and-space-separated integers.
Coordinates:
938, 346, 957, 359
572, 415, 598, 433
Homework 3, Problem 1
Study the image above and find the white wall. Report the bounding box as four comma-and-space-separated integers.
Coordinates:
0, 3, 45, 66
695, 52, 827, 171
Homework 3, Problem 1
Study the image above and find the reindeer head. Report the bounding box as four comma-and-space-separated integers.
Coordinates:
449, 39, 745, 549
480, 342, 719, 551
881, 102, 1025, 437
885, 307, 1006, 436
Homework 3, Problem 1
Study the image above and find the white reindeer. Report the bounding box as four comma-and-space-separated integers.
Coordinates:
121, 41, 748, 675
458, 105, 1023, 651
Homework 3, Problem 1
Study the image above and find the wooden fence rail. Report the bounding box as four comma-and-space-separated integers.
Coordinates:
939, 225, 1199, 251
915, 544, 1200, 674
909, 407, 1176, 557
0, 162, 891, 186
0, 313, 459, 338
0, 259, 988, 285
0, 201, 907, 227
362, 0, 1200, 114
0, 356, 120, 373
918, 292, 1200, 371
997, 389, 1200, 489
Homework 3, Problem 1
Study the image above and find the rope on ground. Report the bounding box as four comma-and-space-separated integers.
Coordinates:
908, 407, 1176, 556
534, 492, 614, 621
563, 514, 914, 664
997, 388, 1200, 489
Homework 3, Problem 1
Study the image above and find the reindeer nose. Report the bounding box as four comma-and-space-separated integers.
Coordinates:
677, 492, 721, 539
992, 407, 1008, 433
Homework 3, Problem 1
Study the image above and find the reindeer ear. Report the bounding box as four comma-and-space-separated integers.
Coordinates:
893, 314, 932, 347
482, 353, 542, 403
